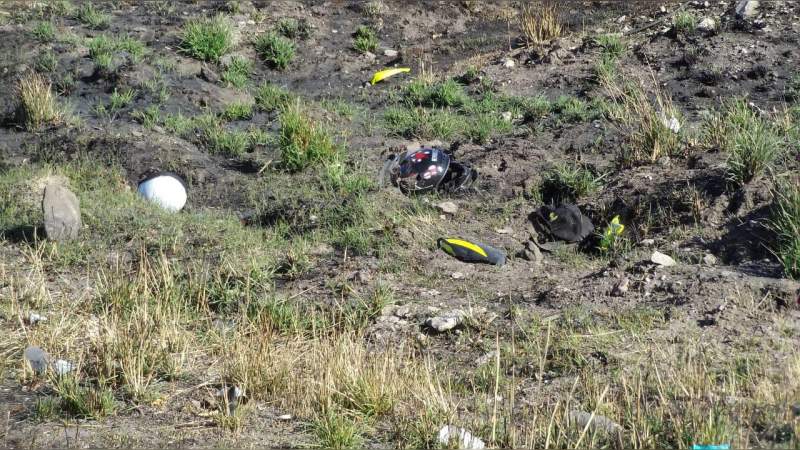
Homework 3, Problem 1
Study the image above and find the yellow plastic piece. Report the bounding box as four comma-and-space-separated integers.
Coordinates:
603, 215, 625, 240
371, 67, 411, 85
444, 238, 488, 258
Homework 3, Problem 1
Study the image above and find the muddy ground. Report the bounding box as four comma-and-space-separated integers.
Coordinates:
1, 0, 800, 448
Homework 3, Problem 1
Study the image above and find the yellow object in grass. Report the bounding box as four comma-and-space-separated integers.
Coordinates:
370, 67, 411, 85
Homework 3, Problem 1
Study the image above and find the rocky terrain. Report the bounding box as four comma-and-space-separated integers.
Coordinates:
1, 0, 799, 448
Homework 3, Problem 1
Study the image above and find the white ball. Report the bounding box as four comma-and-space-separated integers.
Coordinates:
137, 174, 187, 212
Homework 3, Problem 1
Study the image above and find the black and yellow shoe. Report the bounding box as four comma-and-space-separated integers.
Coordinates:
437, 238, 506, 266
538, 204, 594, 243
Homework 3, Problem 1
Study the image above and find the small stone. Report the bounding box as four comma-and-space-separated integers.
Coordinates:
309, 243, 334, 256
27, 313, 47, 325
278, 414, 292, 420
703, 254, 717, 265
568, 411, 623, 436
663, 116, 681, 133
495, 227, 513, 234
640, 238, 655, 247
395, 305, 411, 318
53, 359, 73, 375
451, 271, 465, 279
425, 310, 464, 332
735, 0, 759, 19
612, 277, 630, 297
697, 17, 717, 32
503, 58, 515, 68
651, 251, 677, 267
437, 425, 485, 449
501, 111, 513, 122
383, 49, 399, 58
437, 201, 458, 215
24, 346, 49, 374
475, 350, 498, 366
42, 184, 81, 241
363, 51, 376, 61
200, 64, 220, 83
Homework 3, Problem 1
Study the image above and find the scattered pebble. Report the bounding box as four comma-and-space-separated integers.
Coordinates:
568, 411, 623, 436
278, 414, 292, 421
475, 351, 498, 366
24, 346, 49, 374
437, 425, 486, 449
27, 313, 47, 325
437, 201, 459, 215
383, 49, 399, 58
651, 251, 677, 267
503, 58, 515, 68
425, 310, 464, 332
697, 17, 717, 32
703, 254, 717, 266
612, 277, 630, 297
501, 111, 513, 122
495, 227, 513, 234
200, 64, 220, 83
53, 359, 73, 376
640, 238, 656, 246
451, 272, 465, 279
736, 0, 759, 19
663, 116, 681, 133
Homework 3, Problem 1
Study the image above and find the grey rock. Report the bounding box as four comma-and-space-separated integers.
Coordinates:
437, 425, 485, 449
503, 58, 515, 68
27, 312, 47, 325
218, 385, 244, 414
200, 64, 220, 83
640, 238, 656, 247
42, 184, 81, 241
703, 254, 717, 266
383, 49, 399, 58
53, 359, 73, 375
569, 411, 623, 436
651, 251, 676, 267
612, 277, 630, 297
24, 346, 49, 374
437, 201, 458, 215
697, 17, 717, 32
735, 0, 759, 19
425, 310, 464, 332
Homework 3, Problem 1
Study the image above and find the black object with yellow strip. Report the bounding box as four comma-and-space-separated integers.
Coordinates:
437, 238, 506, 266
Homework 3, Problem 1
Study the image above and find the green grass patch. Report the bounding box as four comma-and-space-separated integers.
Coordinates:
772, 179, 800, 278
353, 25, 378, 54
255, 82, 295, 112
276, 17, 311, 40
35, 50, 58, 73
674, 11, 698, 33
703, 99, 783, 186
278, 102, 341, 172
180, 15, 233, 62
221, 56, 252, 88
539, 164, 603, 203
76, 3, 109, 30
255, 32, 295, 70
220, 102, 254, 121
31, 21, 55, 42
109, 88, 135, 110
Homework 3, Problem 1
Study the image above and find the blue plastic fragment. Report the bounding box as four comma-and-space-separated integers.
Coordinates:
692, 444, 730, 450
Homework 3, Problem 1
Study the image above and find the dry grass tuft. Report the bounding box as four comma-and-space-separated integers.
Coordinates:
17, 73, 61, 130
519, 1, 564, 46
600, 73, 683, 166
